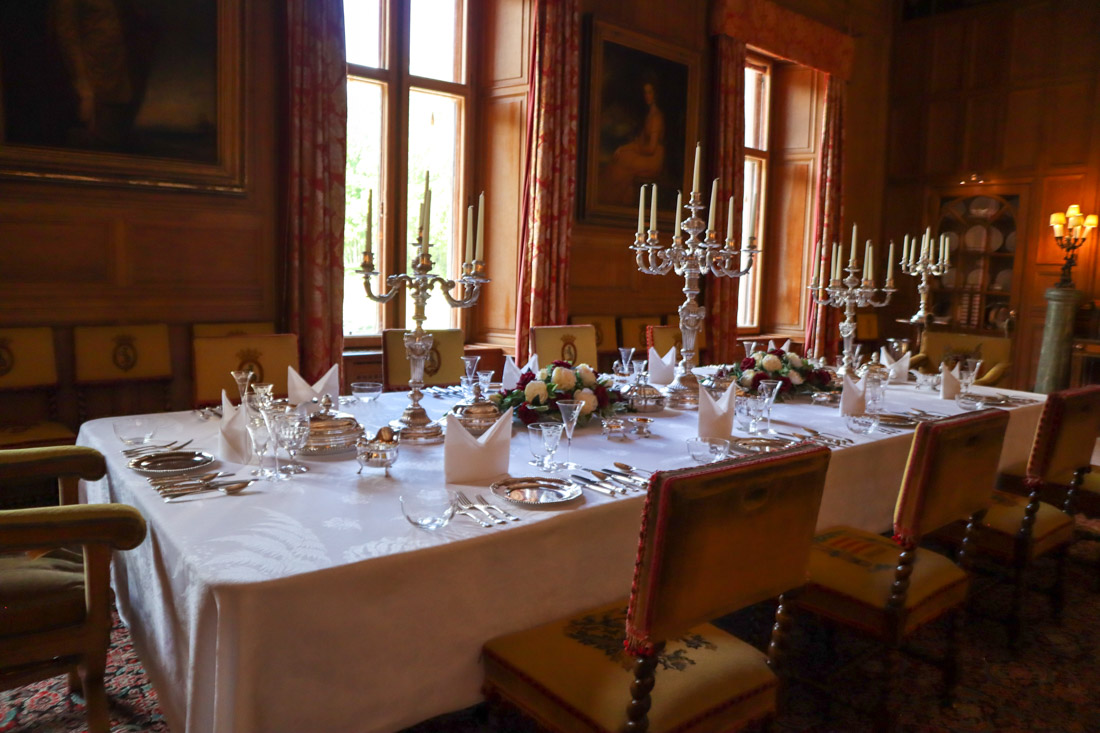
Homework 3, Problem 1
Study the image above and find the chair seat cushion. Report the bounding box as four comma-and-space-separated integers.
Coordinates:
798, 526, 969, 638
975, 491, 1075, 560
0, 421, 77, 449
483, 601, 776, 733
0, 554, 85, 636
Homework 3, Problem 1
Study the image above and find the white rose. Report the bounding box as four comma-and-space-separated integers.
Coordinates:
740, 369, 757, 387
537, 368, 549, 381
788, 371, 804, 385
752, 351, 767, 361
787, 354, 803, 368
576, 363, 597, 388
524, 380, 548, 404
576, 387, 598, 415
551, 366, 577, 392
761, 354, 782, 372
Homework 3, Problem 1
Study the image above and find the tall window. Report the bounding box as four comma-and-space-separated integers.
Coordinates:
738, 58, 770, 331
343, 0, 471, 339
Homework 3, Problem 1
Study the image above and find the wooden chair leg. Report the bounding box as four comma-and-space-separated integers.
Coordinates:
624, 642, 662, 733
67, 670, 82, 698
80, 660, 110, 733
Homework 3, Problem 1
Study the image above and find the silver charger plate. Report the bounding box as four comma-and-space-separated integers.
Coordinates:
732, 437, 798, 454
129, 450, 216, 476
876, 413, 919, 428
490, 477, 582, 506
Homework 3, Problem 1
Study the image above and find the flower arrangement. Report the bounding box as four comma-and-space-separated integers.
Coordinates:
494, 361, 628, 425
728, 347, 834, 397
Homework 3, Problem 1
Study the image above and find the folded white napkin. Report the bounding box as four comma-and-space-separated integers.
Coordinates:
444, 408, 513, 484
218, 390, 251, 464
501, 354, 539, 391
767, 340, 776, 350
647, 346, 677, 386
289, 363, 340, 412
878, 348, 912, 384
940, 362, 961, 400
780, 339, 791, 352
698, 384, 736, 440
839, 374, 867, 416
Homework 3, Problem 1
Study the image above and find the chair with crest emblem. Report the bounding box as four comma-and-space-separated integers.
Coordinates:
482, 444, 832, 732
192, 333, 299, 406
646, 325, 682, 357
793, 408, 1010, 729
0, 328, 76, 453
530, 325, 598, 367
73, 325, 173, 421
381, 329, 464, 392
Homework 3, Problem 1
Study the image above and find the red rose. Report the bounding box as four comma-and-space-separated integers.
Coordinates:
516, 370, 537, 389
551, 359, 573, 369
740, 357, 756, 370
751, 372, 766, 391
778, 377, 792, 393
517, 403, 538, 424
594, 384, 610, 407
768, 348, 785, 357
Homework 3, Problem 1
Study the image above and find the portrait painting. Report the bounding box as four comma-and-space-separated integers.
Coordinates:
0, 0, 243, 192
579, 20, 700, 225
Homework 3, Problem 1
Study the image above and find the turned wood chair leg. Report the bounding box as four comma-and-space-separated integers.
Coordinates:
624, 642, 662, 733
80, 660, 111, 733
67, 670, 82, 699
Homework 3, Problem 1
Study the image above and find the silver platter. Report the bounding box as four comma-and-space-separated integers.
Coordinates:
300, 442, 358, 456
732, 437, 798, 454
129, 450, 216, 476
490, 477, 582, 506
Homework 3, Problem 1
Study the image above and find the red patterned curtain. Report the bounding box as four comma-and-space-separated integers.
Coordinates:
283, 0, 347, 381
704, 36, 746, 364
804, 76, 845, 360
514, 0, 580, 362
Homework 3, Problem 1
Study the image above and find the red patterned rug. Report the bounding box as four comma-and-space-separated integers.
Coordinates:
3, 541, 1099, 732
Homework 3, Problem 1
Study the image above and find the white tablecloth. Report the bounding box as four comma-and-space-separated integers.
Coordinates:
78, 384, 1043, 733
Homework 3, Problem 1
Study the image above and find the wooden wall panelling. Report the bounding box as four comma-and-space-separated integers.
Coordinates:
966, 12, 1009, 90
1009, 2, 1055, 84
924, 100, 962, 176
1003, 88, 1044, 170
891, 26, 928, 102
930, 19, 966, 95
888, 103, 924, 181
1046, 81, 1093, 167
963, 93, 1002, 173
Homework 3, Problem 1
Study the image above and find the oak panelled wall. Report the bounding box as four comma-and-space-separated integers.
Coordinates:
881, 0, 1100, 389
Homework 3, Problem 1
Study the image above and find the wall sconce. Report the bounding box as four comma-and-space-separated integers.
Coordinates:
1049, 204, 1097, 288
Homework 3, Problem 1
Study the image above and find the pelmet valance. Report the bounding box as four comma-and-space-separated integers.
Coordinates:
709, 0, 855, 79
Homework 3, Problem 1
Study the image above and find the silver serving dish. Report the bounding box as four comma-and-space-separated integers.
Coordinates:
622, 378, 666, 413
490, 477, 581, 505
356, 426, 400, 474
699, 366, 738, 396
301, 395, 363, 455
448, 383, 502, 436
856, 354, 891, 381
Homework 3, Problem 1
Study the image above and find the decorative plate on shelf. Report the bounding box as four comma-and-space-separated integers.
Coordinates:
1003, 232, 1016, 252
994, 269, 1013, 290
944, 231, 960, 253
129, 451, 216, 476
988, 228, 1004, 251
966, 268, 983, 286
964, 226, 987, 251
490, 477, 582, 506
968, 196, 1000, 218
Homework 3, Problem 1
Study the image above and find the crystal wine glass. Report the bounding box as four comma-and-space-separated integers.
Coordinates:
527, 424, 550, 469
273, 412, 311, 475
556, 400, 583, 469
461, 355, 480, 385
540, 423, 563, 472
743, 395, 766, 434
249, 384, 285, 481
477, 370, 494, 398
231, 370, 254, 407
757, 379, 781, 435
960, 358, 984, 395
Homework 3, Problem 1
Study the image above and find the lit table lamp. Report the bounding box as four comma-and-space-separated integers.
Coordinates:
1035, 204, 1095, 393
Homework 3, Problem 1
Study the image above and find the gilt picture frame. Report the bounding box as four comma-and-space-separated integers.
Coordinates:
579, 19, 700, 225
0, 0, 244, 193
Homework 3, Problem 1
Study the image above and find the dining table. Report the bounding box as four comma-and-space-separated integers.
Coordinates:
77, 381, 1044, 733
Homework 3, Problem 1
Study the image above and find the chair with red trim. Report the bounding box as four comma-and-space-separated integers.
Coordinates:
794, 408, 1010, 729
940, 385, 1100, 643
482, 444, 832, 732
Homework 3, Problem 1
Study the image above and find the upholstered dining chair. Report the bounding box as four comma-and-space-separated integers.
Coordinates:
192, 333, 300, 405
73, 324, 174, 420
619, 316, 662, 353
943, 385, 1100, 642
908, 331, 1012, 387
646, 325, 682, 356
530, 324, 598, 367
381, 328, 464, 392
482, 444, 832, 732
0, 327, 76, 450
794, 408, 1010, 730
0, 446, 147, 733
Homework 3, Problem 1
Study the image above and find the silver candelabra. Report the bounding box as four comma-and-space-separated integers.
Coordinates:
631, 186, 757, 409
359, 246, 488, 443
900, 229, 952, 339
807, 235, 896, 378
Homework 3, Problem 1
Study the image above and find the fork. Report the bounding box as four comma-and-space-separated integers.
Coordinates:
123, 439, 193, 457
476, 493, 520, 522
455, 492, 504, 525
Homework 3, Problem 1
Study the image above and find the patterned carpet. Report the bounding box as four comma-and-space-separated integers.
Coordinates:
3, 541, 1097, 733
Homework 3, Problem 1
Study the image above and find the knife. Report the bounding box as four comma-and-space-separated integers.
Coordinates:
596, 468, 647, 489
568, 476, 618, 496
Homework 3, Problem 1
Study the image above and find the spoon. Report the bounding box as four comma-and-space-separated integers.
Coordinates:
162, 481, 254, 501
149, 471, 229, 488
613, 462, 653, 476
588, 469, 642, 492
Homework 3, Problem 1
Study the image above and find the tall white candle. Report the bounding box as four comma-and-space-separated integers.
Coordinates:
832, 243, 839, 280
637, 185, 645, 236
475, 191, 485, 262
943, 236, 950, 267
421, 188, 431, 256
674, 190, 682, 240
726, 194, 735, 242
868, 242, 874, 281
850, 224, 858, 265
649, 184, 658, 233
901, 234, 909, 267
886, 241, 894, 283
692, 143, 701, 195
924, 227, 932, 259
707, 178, 718, 232
365, 189, 373, 257
816, 246, 826, 289
465, 204, 474, 265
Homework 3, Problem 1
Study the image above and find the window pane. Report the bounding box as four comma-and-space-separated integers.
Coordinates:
406, 89, 461, 330
345, 0, 382, 68
344, 78, 385, 336
409, 0, 462, 83
744, 66, 767, 150
737, 157, 764, 329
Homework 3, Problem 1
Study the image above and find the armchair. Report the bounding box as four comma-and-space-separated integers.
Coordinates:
0, 446, 147, 733
908, 331, 1012, 386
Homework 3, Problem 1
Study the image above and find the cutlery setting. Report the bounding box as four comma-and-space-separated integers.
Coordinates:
453, 490, 521, 526
151, 474, 255, 501
122, 439, 193, 457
